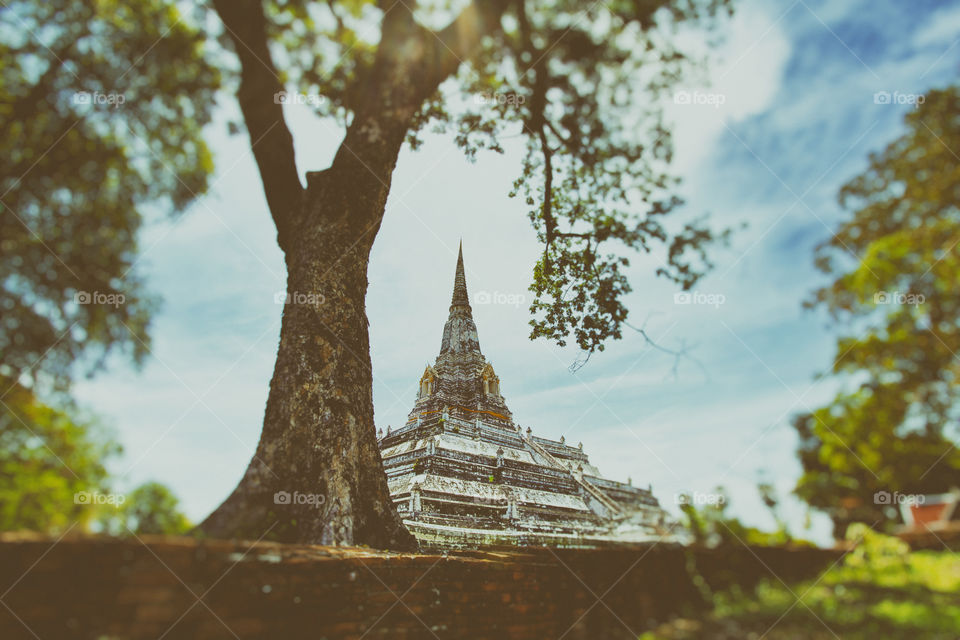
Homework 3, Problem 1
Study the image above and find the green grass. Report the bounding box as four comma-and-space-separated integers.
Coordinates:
642, 525, 960, 639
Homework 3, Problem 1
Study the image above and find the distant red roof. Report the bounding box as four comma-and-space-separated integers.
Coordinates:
906, 503, 951, 526
899, 491, 959, 530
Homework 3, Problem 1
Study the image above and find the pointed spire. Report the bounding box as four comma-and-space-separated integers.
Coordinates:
451, 240, 469, 307
439, 242, 482, 355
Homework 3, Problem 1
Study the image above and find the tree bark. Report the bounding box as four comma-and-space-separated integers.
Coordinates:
201, 0, 509, 550
200, 166, 414, 549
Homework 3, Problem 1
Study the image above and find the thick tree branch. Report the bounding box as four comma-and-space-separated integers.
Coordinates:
213, 0, 302, 253
539, 127, 556, 246
319, 0, 512, 231
515, 0, 560, 272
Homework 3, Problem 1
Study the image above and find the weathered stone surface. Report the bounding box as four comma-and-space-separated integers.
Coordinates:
380, 247, 680, 550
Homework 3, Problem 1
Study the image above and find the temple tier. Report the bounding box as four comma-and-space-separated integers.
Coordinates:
378, 244, 682, 549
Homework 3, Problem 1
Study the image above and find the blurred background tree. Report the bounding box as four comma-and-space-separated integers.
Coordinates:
97, 481, 191, 536
0, 0, 218, 390
794, 85, 960, 537
0, 377, 191, 535
642, 524, 960, 639
0, 0, 218, 533
678, 485, 801, 548
0, 379, 117, 532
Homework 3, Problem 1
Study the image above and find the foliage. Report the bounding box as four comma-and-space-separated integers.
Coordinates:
678, 486, 802, 548
793, 86, 960, 536
643, 525, 960, 639
239, 0, 733, 356
98, 481, 191, 536
0, 378, 118, 532
0, 377, 189, 536
0, 0, 219, 392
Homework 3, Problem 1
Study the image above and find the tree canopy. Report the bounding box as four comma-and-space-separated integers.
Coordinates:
0, 0, 218, 392
98, 481, 192, 536
217, 0, 731, 355
794, 85, 960, 534
0, 376, 191, 536
0, 378, 117, 532
0, 0, 216, 538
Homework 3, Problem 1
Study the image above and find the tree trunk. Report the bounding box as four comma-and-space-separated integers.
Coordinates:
201, 0, 509, 551
200, 166, 415, 551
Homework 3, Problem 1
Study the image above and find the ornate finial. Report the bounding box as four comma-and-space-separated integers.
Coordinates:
559, 435, 565, 445
386, 425, 392, 435
377, 428, 383, 439
578, 442, 583, 450
526, 426, 532, 436
627, 476, 632, 486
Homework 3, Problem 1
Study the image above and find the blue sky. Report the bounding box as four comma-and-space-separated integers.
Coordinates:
73, 0, 960, 544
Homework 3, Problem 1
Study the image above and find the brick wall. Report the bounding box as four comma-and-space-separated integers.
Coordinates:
0, 533, 842, 639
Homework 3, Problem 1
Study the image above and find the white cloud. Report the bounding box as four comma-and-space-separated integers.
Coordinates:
913, 4, 960, 48
667, 0, 792, 172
